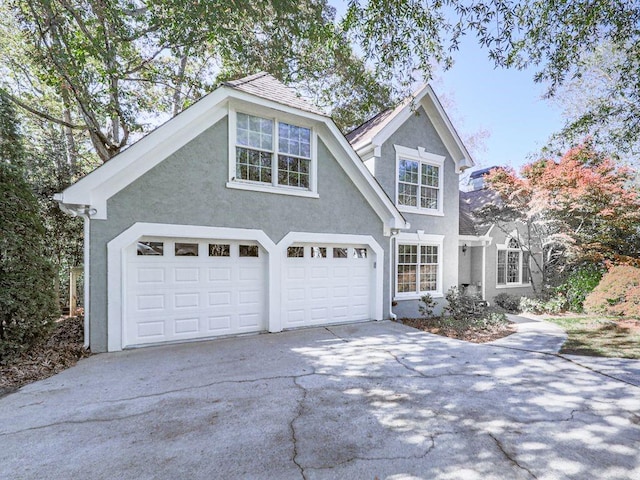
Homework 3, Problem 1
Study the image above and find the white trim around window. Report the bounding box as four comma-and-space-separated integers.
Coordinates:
496, 237, 532, 288
394, 233, 444, 300
394, 144, 445, 216
227, 106, 319, 198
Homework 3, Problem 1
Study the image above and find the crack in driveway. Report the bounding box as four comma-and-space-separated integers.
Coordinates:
488, 432, 539, 479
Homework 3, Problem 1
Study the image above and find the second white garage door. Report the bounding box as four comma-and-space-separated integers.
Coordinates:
282, 244, 373, 328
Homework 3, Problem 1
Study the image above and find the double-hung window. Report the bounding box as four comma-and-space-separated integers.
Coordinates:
396, 239, 442, 297
395, 145, 444, 215
497, 238, 531, 286
230, 110, 316, 196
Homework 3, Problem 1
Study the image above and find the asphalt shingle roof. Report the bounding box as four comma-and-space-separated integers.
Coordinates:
223, 72, 326, 117
459, 189, 501, 236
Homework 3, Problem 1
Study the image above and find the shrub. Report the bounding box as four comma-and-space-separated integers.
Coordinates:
442, 287, 507, 332
0, 162, 59, 363
556, 263, 605, 312
584, 266, 640, 318
519, 295, 566, 315
419, 293, 437, 318
493, 293, 522, 312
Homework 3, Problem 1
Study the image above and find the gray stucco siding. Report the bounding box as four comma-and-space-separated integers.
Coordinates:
484, 224, 542, 305
374, 107, 461, 319
88, 115, 389, 352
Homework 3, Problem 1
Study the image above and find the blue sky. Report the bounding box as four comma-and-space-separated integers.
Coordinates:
329, 1, 565, 172
436, 36, 565, 171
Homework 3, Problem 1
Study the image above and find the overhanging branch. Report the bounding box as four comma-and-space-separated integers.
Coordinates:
0, 90, 85, 130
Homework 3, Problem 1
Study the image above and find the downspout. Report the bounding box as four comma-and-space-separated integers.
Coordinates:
54, 198, 95, 350
82, 215, 90, 349
388, 229, 400, 320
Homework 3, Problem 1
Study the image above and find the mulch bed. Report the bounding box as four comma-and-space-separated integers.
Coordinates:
399, 318, 516, 343
0, 316, 90, 397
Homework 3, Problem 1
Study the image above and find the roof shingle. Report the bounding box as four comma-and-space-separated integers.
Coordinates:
223, 72, 326, 117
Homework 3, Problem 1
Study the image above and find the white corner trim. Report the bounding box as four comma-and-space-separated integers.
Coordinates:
279, 232, 385, 321
107, 223, 278, 352
396, 232, 444, 243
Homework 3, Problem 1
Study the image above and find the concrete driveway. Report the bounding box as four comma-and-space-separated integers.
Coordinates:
1, 320, 639, 480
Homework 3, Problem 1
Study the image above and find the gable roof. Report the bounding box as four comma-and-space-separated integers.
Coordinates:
54, 73, 408, 231
346, 85, 474, 173
223, 72, 326, 117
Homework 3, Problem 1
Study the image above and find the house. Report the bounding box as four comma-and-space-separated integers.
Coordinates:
458, 168, 541, 303
55, 72, 491, 353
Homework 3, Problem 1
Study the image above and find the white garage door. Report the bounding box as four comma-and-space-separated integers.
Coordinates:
283, 244, 373, 328
125, 237, 267, 347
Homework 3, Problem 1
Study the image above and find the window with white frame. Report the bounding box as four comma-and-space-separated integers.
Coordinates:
395, 145, 444, 214
233, 112, 313, 191
396, 243, 440, 296
497, 238, 531, 286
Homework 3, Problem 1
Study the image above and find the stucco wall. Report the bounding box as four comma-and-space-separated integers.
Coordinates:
88, 115, 389, 352
374, 107, 461, 318
484, 224, 542, 305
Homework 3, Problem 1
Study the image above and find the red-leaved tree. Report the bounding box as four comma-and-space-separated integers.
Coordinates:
481, 141, 640, 287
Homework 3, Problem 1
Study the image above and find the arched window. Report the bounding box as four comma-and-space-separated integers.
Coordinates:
497, 236, 531, 286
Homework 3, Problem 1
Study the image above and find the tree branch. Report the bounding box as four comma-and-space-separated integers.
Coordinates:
0, 90, 85, 130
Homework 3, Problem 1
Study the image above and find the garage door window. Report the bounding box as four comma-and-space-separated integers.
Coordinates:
311, 246, 327, 258
175, 243, 198, 256
209, 244, 230, 257
353, 248, 368, 259
287, 246, 304, 258
333, 247, 348, 258
137, 241, 163, 256
240, 245, 259, 257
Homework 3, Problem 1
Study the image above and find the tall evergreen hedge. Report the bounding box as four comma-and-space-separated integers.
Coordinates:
0, 94, 58, 362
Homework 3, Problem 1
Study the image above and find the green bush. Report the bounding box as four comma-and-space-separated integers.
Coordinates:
556, 263, 605, 312
493, 293, 522, 312
442, 287, 508, 332
584, 266, 640, 318
0, 162, 59, 363
519, 295, 566, 315
418, 293, 436, 318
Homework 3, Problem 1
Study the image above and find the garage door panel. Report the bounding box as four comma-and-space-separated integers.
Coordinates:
125, 238, 266, 347
174, 317, 199, 334
208, 315, 231, 331
174, 267, 199, 282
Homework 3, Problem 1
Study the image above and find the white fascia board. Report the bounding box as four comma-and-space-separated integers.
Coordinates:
420, 87, 474, 173
319, 123, 409, 233
58, 88, 231, 211
371, 86, 430, 149
459, 234, 492, 246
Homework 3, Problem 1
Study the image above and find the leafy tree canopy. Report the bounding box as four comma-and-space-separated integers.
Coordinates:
0, 0, 395, 162
343, 0, 640, 161
484, 141, 640, 267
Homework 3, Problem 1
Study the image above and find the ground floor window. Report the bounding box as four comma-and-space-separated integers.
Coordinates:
396, 243, 440, 296
497, 238, 531, 285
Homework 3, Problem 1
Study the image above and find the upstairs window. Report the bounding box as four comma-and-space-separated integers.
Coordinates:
395, 145, 445, 215
398, 160, 440, 210
230, 111, 316, 196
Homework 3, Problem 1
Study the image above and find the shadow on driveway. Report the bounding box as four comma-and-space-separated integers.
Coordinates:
1, 321, 639, 479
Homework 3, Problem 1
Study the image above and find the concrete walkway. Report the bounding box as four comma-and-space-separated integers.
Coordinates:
1, 320, 639, 480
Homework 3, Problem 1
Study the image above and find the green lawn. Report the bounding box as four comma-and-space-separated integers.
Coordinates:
543, 315, 640, 359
